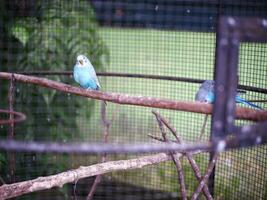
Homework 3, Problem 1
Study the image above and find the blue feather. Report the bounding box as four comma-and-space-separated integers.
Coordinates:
195, 80, 262, 110
73, 55, 100, 90
235, 96, 262, 110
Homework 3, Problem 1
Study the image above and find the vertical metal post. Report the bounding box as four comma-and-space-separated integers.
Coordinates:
209, 15, 240, 196
8, 74, 16, 183
209, 16, 267, 197
208, 0, 224, 195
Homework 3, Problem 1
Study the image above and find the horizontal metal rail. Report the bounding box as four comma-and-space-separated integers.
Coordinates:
11, 71, 267, 94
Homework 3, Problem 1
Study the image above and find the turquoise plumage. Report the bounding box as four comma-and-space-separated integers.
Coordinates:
73, 55, 100, 90
195, 80, 262, 110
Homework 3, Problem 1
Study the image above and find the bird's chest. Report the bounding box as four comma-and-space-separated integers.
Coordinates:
75, 68, 91, 81
74, 67, 96, 89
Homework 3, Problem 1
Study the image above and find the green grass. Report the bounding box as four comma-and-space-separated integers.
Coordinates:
96, 27, 216, 142
99, 27, 215, 78
76, 27, 267, 199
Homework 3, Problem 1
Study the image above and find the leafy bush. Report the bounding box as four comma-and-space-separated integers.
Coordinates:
0, 0, 109, 183
10, 0, 109, 140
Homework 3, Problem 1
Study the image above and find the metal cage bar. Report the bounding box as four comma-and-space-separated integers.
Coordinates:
212, 17, 267, 145
209, 16, 267, 196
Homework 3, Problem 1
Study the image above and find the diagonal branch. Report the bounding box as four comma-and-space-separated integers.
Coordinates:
147, 134, 177, 143
152, 112, 187, 200
152, 111, 213, 200
0, 153, 177, 200
191, 153, 219, 200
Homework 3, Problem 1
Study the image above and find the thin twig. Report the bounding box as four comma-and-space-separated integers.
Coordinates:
153, 112, 187, 200
152, 112, 181, 143
152, 111, 213, 200
87, 102, 111, 200
110, 103, 120, 124
0, 176, 5, 185
73, 179, 78, 200
148, 135, 212, 199
0, 153, 176, 199
148, 134, 174, 143
191, 153, 219, 200
86, 175, 102, 200
197, 114, 208, 142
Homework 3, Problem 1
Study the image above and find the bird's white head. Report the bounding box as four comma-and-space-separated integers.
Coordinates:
201, 80, 214, 89
76, 54, 90, 67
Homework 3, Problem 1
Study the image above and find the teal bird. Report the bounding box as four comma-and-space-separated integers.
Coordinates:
195, 80, 262, 109
73, 55, 101, 90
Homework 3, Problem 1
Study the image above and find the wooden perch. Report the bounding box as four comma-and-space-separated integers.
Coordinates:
0, 72, 266, 122
0, 153, 175, 199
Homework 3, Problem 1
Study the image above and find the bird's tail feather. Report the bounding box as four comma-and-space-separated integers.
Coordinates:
236, 96, 262, 110
237, 89, 246, 94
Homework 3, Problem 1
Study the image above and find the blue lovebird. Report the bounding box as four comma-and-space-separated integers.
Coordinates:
195, 80, 262, 110
73, 54, 101, 90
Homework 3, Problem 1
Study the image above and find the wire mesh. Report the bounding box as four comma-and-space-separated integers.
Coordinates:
0, 0, 266, 199
214, 2, 267, 199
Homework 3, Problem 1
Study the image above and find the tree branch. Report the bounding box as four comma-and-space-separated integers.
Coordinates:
152, 111, 213, 200
0, 72, 265, 122
153, 112, 187, 200
191, 153, 219, 200
0, 153, 175, 199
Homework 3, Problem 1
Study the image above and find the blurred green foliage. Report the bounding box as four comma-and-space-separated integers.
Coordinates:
0, 0, 109, 184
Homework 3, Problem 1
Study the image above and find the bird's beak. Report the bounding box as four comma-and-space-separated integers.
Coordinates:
78, 60, 83, 65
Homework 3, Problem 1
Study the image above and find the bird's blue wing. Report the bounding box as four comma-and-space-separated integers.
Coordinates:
235, 95, 262, 110
195, 89, 214, 103
206, 91, 215, 103
73, 65, 79, 84
88, 63, 101, 89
